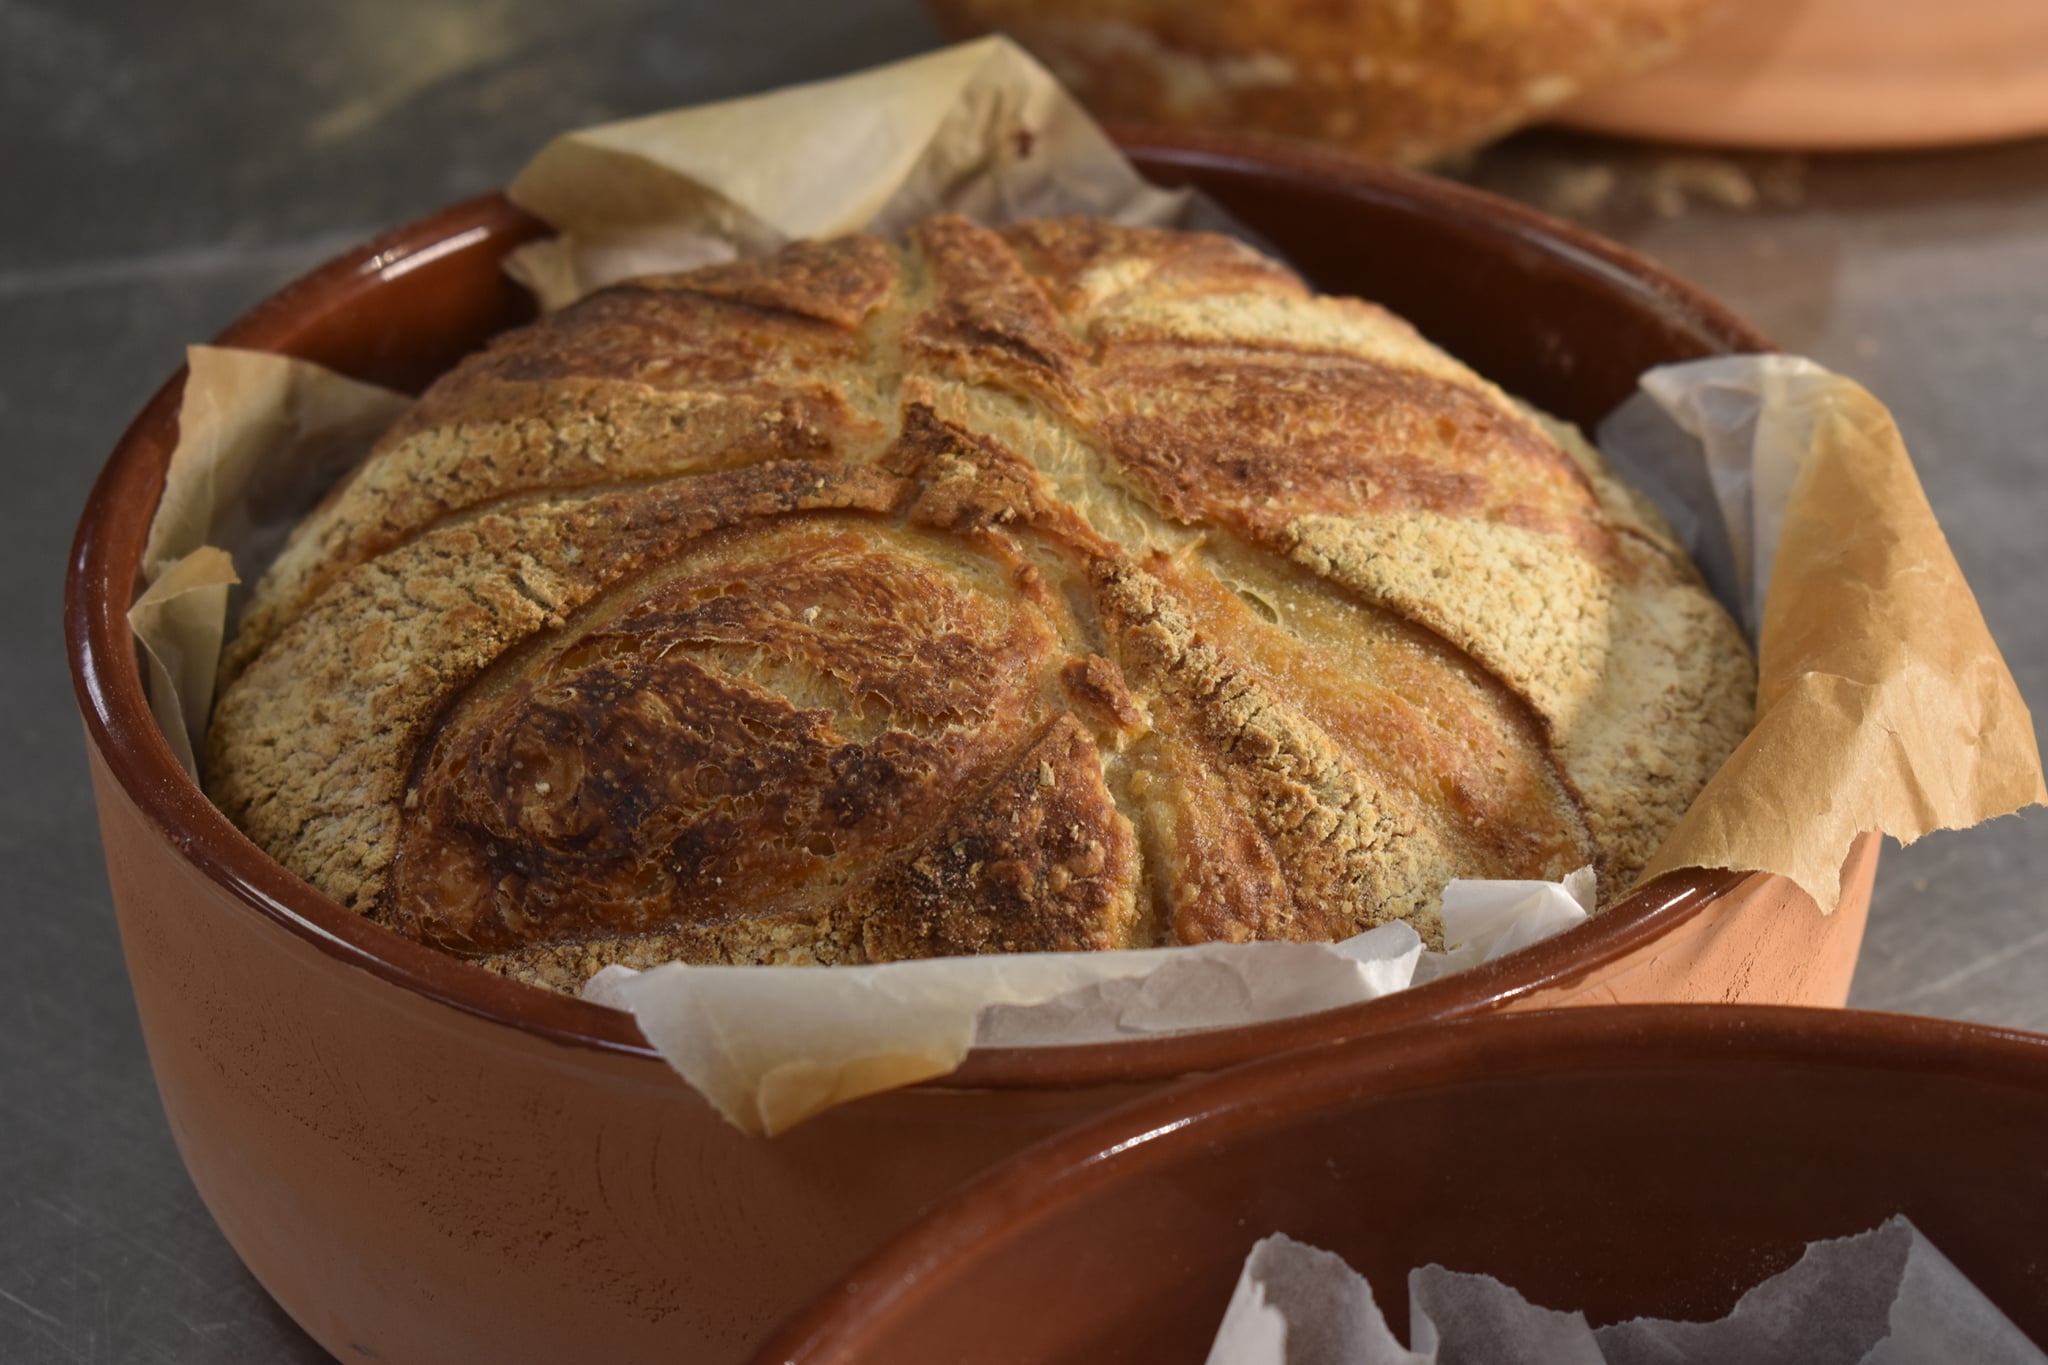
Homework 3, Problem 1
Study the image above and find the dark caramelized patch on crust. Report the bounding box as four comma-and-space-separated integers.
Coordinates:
209, 213, 1754, 988
390, 520, 1062, 956
851, 713, 1141, 959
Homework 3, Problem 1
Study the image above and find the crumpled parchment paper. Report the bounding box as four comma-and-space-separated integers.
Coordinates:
583, 872, 1590, 1135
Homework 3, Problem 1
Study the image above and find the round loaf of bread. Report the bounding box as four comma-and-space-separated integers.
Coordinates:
206, 215, 1753, 993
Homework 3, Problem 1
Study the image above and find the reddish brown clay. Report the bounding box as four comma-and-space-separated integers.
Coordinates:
759, 1006, 2048, 1365
67, 130, 1875, 1365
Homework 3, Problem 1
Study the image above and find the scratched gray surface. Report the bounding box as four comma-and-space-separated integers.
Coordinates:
3, 2, 2043, 1361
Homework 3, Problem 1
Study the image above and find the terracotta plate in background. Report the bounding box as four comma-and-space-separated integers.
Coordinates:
1559, 0, 2048, 149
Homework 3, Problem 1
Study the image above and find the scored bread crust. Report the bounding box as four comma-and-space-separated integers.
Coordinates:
206, 215, 1753, 992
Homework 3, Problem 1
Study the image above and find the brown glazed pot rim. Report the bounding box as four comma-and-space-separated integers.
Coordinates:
65, 126, 1773, 1088
761, 1003, 2048, 1363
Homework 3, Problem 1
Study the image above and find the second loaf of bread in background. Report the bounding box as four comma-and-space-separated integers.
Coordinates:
206, 215, 1753, 993
924, 0, 1716, 164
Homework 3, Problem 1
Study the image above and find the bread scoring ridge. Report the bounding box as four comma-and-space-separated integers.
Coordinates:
206, 214, 1753, 990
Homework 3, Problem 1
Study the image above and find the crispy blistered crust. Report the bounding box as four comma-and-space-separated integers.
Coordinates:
208, 214, 1752, 988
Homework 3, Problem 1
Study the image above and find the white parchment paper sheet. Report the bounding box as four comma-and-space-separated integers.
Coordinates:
583, 871, 1591, 1135
1206, 1218, 2046, 1365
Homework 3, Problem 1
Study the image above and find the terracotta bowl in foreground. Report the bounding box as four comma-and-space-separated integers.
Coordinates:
66, 130, 1876, 1365
759, 1005, 2048, 1364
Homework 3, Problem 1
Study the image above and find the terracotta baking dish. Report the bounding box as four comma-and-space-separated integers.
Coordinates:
66, 129, 1877, 1365
759, 1005, 2048, 1363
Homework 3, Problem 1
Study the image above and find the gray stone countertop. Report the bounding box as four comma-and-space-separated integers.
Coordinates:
3, 2, 2042, 1359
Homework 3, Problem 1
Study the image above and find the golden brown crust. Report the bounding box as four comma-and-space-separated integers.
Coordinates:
220, 236, 902, 686
208, 213, 1753, 987
928, 0, 1716, 166
1090, 347, 1604, 540
1092, 559, 1455, 946
655, 233, 902, 330
389, 516, 1065, 958
904, 216, 1087, 402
